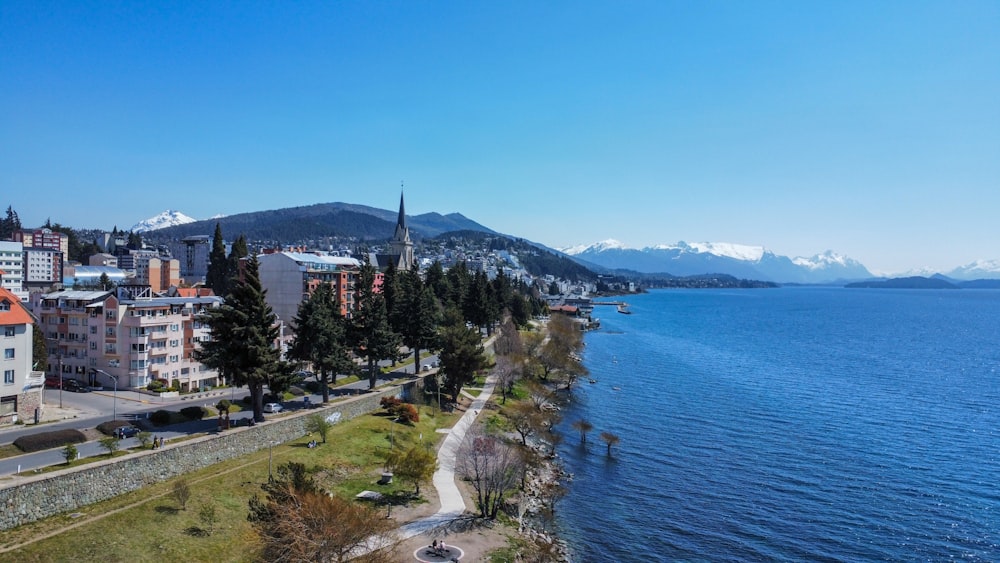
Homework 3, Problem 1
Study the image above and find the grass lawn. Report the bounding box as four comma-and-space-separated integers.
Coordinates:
1, 404, 459, 562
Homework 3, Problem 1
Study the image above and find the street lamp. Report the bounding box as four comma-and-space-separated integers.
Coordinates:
93, 368, 117, 422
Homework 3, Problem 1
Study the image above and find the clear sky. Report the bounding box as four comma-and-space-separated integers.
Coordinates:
2, 1, 998, 274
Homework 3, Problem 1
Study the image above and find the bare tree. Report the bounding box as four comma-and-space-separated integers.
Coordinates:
571, 419, 593, 443
250, 462, 397, 562
504, 401, 545, 446
600, 431, 620, 457
456, 429, 525, 519
493, 354, 522, 405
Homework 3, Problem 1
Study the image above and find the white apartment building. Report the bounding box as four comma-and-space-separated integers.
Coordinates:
24, 247, 61, 285
0, 241, 28, 301
1, 284, 43, 425
37, 286, 222, 391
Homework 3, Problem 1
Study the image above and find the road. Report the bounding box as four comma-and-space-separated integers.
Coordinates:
0, 354, 439, 477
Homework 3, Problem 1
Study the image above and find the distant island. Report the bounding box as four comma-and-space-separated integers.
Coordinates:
845, 276, 959, 289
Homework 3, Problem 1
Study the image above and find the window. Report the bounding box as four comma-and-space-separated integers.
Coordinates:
3, 348, 13, 360
0, 397, 15, 416
3, 327, 14, 337
3, 370, 13, 385
0, 300, 9, 312
170, 324, 180, 332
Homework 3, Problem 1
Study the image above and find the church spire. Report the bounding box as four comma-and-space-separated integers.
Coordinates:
396, 187, 407, 233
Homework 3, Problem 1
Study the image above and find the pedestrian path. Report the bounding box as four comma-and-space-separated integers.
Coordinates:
397, 372, 497, 539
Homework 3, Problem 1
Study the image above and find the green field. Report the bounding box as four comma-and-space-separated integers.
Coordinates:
0, 405, 461, 562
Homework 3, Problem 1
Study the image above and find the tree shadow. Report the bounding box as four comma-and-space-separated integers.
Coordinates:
184, 526, 210, 537
154, 505, 179, 515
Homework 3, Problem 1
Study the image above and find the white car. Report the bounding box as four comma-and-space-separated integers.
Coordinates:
263, 402, 283, 413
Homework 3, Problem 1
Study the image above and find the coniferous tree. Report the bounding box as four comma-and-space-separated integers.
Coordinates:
437, 307, 488, 402
194, 254, 283, 421
0, 206, 21, 240
424, 260, 450, 305
205, 223, 228, 295
288, 284, 352, 404
445, 261, 471, 310
225, 234, 248, 290
393, 269, 441, 371
349, 261, 402, 390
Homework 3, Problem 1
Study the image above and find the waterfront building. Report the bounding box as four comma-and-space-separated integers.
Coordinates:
256, 251, 364, 327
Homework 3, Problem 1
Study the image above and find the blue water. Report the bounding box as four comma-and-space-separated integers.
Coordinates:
554, 288, 1000, 562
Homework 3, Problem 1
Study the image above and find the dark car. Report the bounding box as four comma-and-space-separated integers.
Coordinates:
115, 425, 140, 438
62, 379, 90, 393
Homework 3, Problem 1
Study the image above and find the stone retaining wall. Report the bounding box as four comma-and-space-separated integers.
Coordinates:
0, 378, 424, 531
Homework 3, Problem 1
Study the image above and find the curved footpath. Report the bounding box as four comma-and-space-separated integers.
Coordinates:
398, 371, 497, 539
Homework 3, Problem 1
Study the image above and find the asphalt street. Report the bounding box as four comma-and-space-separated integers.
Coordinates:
0, 354, 439, 477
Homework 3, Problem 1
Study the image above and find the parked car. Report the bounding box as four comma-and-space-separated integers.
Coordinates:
263, 402, 283, 413
116, 425, 140, 438
63, 379, 90, 393
44, 376, 62, 388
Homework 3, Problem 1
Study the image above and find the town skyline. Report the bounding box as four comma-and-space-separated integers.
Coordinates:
3, 2, 997, 274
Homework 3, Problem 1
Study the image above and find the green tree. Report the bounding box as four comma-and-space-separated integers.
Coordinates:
385, 445, 438, 495
205, 223, 228, 295
392, 269, 440, 372
99, 436, 120, 457
98, 272, 112, 291
32, 325, 47, 372
349, 261, 402, 390
225, 234, 248, 289
62, 442, 78, 464
195, 254, 284, 422
289, 283, 352, 404
423, 260, 450, 305
437, 308, 488, 402
305, 413, 333, 444
0, 205, 21, 239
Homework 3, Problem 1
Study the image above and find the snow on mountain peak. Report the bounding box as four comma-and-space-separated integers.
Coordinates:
792, 250, 855, 270
561, 239, 629, 255
650, 241, 766, 262
131, 210, 197, 232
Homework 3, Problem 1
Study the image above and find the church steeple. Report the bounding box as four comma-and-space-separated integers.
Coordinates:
389, 189, 414, 270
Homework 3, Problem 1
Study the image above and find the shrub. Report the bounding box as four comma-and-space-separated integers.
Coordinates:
149, 409, 172, 426
62, 442, 78, 464
180, 406, 206, 420
13, 429, 87, 453
216, 399, 232, 412
241, 396, 252, 405
304, 380, 321, 394
147, 380, 164, 391
380, 396, 402, 411
396, 402, 420, 424
287, 386, 304, 397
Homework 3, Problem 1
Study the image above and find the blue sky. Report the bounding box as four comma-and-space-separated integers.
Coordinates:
2, 1, 998, 274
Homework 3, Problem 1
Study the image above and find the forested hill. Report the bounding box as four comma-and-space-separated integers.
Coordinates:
144, 202, 493, 243
429, 230, 599, 282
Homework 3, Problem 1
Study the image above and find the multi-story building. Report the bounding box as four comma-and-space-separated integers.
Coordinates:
0, 241, 27, 302
13, 228, 69, 257
173, 235, 212, 284
36, 285, 222, 391
256, 251, 366, 328
24, 247, 62, 288
0, 279, 43, 425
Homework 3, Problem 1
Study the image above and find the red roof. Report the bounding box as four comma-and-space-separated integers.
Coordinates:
0, 286, 33, 326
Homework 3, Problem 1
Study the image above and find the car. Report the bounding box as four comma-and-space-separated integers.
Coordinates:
263, 402, 283, 413
44, 376, 62, 388
62, 379, 90, 393
115, 425, 140, 438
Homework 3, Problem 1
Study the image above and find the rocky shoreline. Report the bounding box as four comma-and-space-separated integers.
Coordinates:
517, 438, 574, 562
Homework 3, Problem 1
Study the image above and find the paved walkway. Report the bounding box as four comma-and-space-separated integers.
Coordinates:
397, 373, 496, 540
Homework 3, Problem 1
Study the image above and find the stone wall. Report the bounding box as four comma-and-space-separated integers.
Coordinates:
0, 378, 424, 531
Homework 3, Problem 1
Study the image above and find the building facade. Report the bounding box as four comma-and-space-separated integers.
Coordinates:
36, 286, 222, 391
256, 251, 364, 328
0, 242, 27, 302
0, 284, 43, 425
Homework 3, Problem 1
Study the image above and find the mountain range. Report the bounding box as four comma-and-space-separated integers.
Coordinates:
128, 206, 1000, 284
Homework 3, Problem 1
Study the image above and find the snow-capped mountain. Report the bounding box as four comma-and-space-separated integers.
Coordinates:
131, 210, 197, 233
944, 259, 1000, 280
562, 240, 874, 284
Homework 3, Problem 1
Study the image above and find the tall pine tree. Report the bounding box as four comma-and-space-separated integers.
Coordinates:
349, 261, 402, 389
205, 223, 228, 295
195, 254, 283, 421
438, 307, 488, 402
392, 269, 441, 372
288, 283, 352, 404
